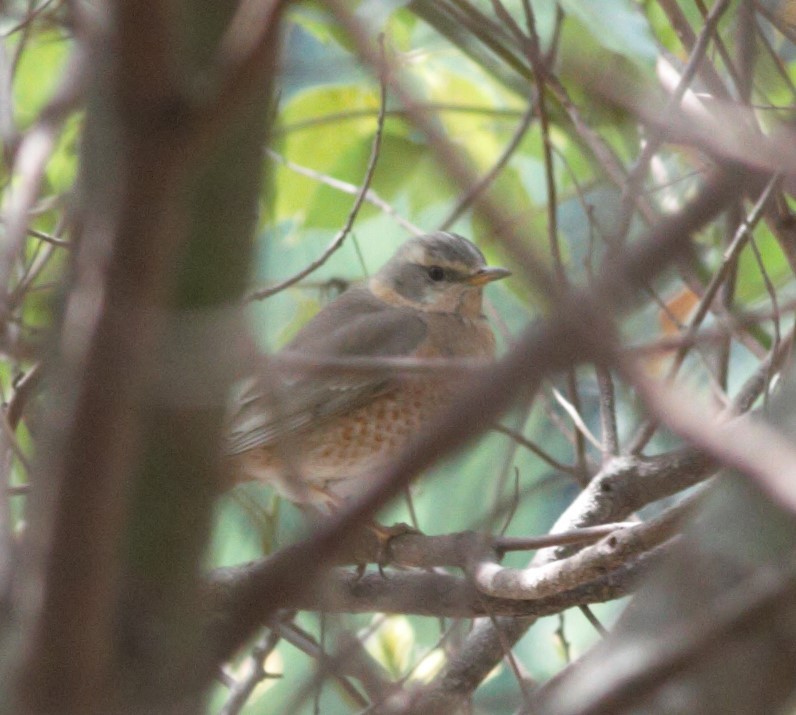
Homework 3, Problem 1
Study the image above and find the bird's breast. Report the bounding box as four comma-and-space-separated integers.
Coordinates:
231, 377, 457, 502
227, 309, 498, 504
417, 313, 497, 359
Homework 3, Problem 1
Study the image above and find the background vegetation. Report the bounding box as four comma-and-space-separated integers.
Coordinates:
3, 0, 796, 713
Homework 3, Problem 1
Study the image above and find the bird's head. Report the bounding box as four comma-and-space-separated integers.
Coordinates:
369, 232, 510, 318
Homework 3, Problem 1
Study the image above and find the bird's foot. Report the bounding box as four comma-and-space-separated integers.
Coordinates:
370, 521, 422, 576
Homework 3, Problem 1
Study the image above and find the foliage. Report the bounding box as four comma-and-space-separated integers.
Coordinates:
4, 0, 796, 714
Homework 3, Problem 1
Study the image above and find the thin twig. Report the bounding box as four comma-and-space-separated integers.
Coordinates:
249, 63, 391, 302
494, 523, 639, 554
521, 0, 561, 280
748, 234, 781, 407
579, 605, 608, 637
261, 149, 423, 237
493, 423, 577, 474
753, 0, 796, 46
274, 621, 370, 710
218, 628, 282, 715
24, 225, 70, 248
552, 387, 603, 452
627, 299, 796, 355
535, 553, 796, 715
519, 0, 592, 482
629, 173, 780, 453
274, 104, 524, 136
617, 0, 732, 243
0, 49, 83, 317
471, 500, 688, 599
7, 362, 42, 429
0, 411, 30, 475
438, 93, 537, 230
595, 368, 619, 459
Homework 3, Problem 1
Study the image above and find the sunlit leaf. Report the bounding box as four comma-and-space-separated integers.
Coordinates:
11, 30, 71, 128
559, 0, 657, 65
362, 615, 415, 678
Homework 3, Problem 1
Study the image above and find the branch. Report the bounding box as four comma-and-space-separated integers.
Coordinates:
6, 361, 43, 429
438, 92, 537, 230
471, 497, 693, 599
206, 546, 664, 620
218, 628, 282, 715
261, 149, 423, 237
249, 55, 389, 301
209, 164, 752, 671
399, 168, 757, 712
625, 360, 796, 515
17, 1, 286, 710
210, 0, 759, 683
0, 49, 83, 322
529, 552, 796, 715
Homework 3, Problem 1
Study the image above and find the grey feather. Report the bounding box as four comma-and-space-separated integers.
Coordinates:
225, 288, 427, 455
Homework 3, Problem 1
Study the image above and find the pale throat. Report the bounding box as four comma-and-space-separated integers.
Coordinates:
369, 276, 484, 318
454, 288, 485, 319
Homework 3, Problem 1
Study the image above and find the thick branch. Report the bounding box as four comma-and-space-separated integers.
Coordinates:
472, 499, 692, 599
206, 547, 664, 620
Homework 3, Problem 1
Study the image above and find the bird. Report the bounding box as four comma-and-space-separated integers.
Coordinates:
225, 232, 510, 506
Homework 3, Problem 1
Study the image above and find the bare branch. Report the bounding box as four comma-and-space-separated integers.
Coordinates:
529, 553, 796, 715
206, 547, 662, 620
625, 360, 796, 514
250, 60, 390, 301
471, 497, 696, 599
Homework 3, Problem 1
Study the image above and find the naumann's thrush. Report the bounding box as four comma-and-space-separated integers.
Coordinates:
226, 232, 510, 504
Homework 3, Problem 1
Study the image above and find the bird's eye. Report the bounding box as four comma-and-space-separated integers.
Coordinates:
427, 266, 445, 282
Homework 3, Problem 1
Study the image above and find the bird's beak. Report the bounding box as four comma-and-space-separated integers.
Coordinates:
465, 266, 512, 286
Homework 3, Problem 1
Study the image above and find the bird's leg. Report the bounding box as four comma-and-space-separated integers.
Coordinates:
370, 522, 421, 577
307, 485, 382, 577
309, 484, 423, 575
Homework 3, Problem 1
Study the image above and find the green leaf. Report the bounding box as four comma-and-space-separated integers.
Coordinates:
356, 0, 413, 30
735, 225, 791, 306
273, 84, 382, 225
11, 30, 71, 128
45, 113, 81, 192
408, 0, 530, 95
303, 133, 427, 229
559, 0, 657, 65
362, 615, 415, 677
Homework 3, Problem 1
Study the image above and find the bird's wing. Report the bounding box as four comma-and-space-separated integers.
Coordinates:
225, 289, 428, 455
